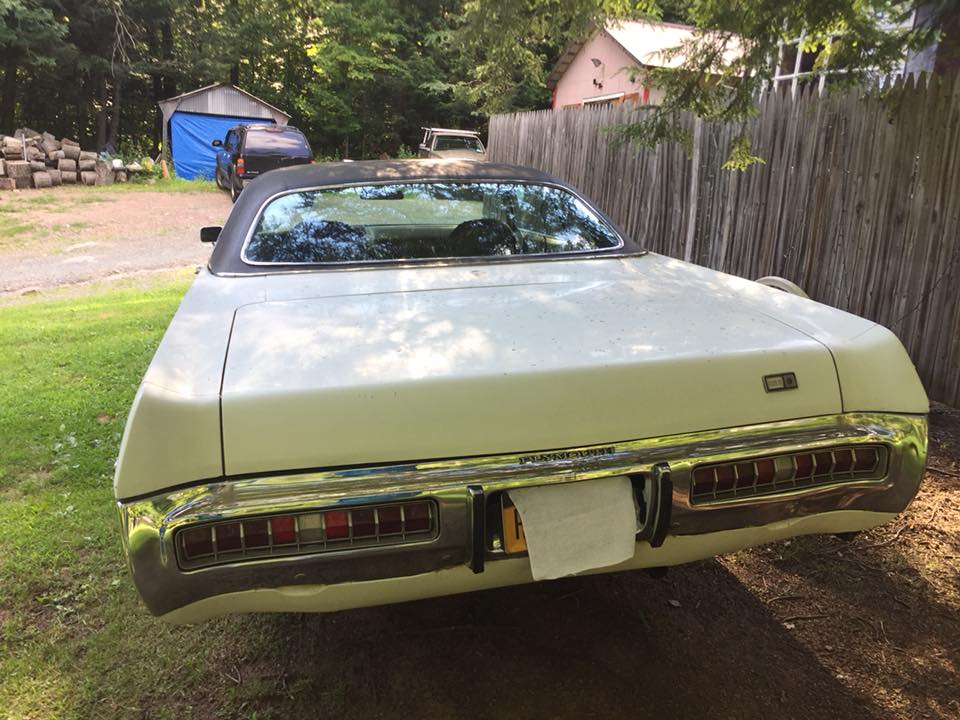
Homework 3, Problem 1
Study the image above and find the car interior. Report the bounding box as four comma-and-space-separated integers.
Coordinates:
243, 183, 620, 264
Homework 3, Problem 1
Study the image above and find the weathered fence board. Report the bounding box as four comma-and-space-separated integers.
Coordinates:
488, 73, 960, 407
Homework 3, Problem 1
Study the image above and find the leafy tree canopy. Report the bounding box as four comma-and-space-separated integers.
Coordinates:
0, 0, 951, 160
447, 0, 944, 165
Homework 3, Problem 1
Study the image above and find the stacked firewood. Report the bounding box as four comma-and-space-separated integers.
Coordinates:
0, 128, 138, 190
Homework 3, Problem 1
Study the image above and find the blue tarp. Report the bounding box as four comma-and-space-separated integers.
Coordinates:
169, 111, 275, 180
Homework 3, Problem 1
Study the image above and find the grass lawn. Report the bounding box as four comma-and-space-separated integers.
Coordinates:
3, 269, 957, 720
0, 277, 269, 719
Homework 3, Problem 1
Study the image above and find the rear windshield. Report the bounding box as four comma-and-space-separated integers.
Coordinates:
434, 135, 483, 153
243, 182, 621, 265
244, 128, 311, 156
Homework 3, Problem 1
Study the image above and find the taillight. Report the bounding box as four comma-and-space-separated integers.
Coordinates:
242, 519, 269, 548
177, 500, 436, 568
690, 445, 886, 504
351, 509, 377, 538
271, 516, 296, 544
236, 157, 245, 174
182, 526, 213, 557
324, 511, 349, 540
404, 504, 431, 532
853, 447, 879, 472
298, 513, 323, 543
378, 506, 403, 534
216, 523, 242, 552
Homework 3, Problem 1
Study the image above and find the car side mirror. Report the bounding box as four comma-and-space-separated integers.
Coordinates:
200, 226, 221, 243
419, 144, 428, 151
212, 139, 223, 147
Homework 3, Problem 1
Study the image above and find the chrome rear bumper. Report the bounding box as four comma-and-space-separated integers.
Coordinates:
118, 413, 926, 617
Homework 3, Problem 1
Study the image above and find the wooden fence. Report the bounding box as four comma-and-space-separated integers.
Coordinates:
488, 73, 960, 408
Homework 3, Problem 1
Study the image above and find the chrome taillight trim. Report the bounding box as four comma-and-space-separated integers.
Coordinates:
689, 445, 889, 505
118, 413, 926, 617
176, 501, 438, 570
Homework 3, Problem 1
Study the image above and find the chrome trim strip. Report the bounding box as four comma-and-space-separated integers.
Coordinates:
119, 413, 926, 616
211, 250, 648, 278
237, 179, 627, 268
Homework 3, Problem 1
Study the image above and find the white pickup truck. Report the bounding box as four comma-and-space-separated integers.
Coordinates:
418, 127, 486, 160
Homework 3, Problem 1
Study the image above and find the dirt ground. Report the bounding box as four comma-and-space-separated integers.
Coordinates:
196, 414, 959, 720
0, 186, 229, 296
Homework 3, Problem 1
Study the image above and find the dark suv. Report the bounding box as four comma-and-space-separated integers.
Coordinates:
213, 124, 313, 202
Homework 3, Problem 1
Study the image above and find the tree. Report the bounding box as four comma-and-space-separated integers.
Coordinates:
434, 0, 653, 116
0, 0, 66, 132
453, 0, 944, 165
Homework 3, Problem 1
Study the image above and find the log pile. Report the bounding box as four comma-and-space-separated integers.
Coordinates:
0, 128, 142, 190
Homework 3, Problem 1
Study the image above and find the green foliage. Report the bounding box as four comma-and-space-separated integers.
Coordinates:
0, 0, 65, 66
449, 0, 943, 165
721, 133, 765, 170
0, 0, 949, 162
435, 0, 657, 116
624, 0, 941, 163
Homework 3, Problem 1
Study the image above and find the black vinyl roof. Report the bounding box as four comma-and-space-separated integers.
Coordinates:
208, 160, 638, 274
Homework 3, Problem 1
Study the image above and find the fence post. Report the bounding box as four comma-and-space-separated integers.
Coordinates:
684, 116, 702, 263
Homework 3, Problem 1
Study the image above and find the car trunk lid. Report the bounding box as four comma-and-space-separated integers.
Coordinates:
219, 265, 842, 477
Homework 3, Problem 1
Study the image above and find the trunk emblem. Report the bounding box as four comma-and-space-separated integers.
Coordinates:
518, 447, 616, 465
763, 372, 798, 392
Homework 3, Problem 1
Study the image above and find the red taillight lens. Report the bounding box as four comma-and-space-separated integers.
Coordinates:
404, 503, 431, 532
735, 462, 756, 490
183, 527, 213, 558
833, 448, 854, 472
853, 447, 878, 472
714, 465, 735, 492
236, 157, 245, 174
755, 459, 775, 485
692, 467, 714, 496
352, 509, 377, 538
271, 516, 297, 544
814, 452, 834, 476
178, 501, 437, 568
216, 522, 242, 552
378, 506, 403, 534
691, 445, 886, 504
243, 519, 270, 548
324, 510, 349, 540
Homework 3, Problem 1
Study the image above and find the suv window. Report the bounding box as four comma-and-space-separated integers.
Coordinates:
224, 131, 239, 152
244, 128, 312, 157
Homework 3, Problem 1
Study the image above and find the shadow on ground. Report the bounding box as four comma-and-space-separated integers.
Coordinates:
214, 560, 887, 719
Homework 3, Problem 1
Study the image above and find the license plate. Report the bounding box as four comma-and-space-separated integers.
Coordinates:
501, 495, 527, 553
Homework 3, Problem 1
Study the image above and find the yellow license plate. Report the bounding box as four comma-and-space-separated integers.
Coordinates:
501, 496, 527, 553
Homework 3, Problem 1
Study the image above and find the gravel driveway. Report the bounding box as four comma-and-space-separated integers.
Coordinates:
0, 186, 230, 296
